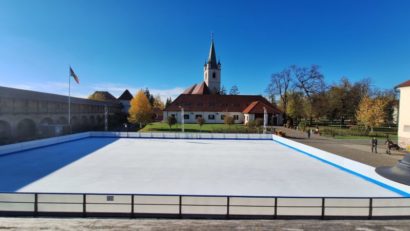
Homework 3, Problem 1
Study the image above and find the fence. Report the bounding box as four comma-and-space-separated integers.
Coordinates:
1, 192, 410, 219
90, 132, 273, 140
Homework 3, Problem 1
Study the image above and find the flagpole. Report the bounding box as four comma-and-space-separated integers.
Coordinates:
68, 69, 71, 128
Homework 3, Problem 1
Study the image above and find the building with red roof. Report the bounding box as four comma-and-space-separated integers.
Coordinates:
163, 39, 282, 125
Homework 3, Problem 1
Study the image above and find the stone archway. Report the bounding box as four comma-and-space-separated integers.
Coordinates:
0, 120, 12, 144
39, 117, 54, 137
81, 115, 89, 131
56, 116, 68, 125
71, 116, 81, 132
16, 118, 37, 141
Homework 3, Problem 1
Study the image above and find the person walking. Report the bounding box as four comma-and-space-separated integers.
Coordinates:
385, 139, 392, 154
371, 137, 378, 153
307, 129, 311, 139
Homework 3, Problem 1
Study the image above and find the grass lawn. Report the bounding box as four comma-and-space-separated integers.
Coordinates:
316, 125, 398, 141
141, 122, 254, 133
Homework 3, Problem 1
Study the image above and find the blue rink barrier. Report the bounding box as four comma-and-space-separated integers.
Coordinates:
1, 192, 410, 219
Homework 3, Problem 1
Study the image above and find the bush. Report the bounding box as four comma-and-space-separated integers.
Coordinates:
298, 121, 307, 131
255, 118, 263, 127
167, 116, 177, 130
224, 116, 234, 126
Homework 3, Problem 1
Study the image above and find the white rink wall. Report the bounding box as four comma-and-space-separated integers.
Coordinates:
0, 132, 271, 156
90, 131, 272, 140
272, 135, 410, 196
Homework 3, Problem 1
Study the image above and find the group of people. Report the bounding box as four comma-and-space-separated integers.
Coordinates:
306, 126, 320, 139
371, 137, 398, 154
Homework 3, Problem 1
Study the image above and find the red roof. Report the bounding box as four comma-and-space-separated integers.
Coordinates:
396, 80, 410, 88
183, 82, 211, 95
242, 101, 278, 114
164, 94, 281, 114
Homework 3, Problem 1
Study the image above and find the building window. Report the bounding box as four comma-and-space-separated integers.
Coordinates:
212, 72, 216, 79
208, 114, 215, 120
195, 114, 202, 119
221, 115, 225, 120
171, 114, 176, 118
184, 114, 189, 120
233, 115, 239, 120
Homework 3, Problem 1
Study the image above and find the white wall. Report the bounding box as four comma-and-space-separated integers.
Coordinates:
163, 111, 244, 124
398, 86, 410, 150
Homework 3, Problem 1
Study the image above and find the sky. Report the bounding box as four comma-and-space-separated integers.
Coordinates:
0, 0, 410, 100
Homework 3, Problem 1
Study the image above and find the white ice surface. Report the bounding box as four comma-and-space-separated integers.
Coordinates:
1, 138, 400, 197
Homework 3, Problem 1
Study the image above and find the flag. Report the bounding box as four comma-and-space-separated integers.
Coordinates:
69, 66, 80, 84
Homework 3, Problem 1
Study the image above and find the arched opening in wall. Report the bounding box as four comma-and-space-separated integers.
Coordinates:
96, 116, 104, 130
89, 116, 96, 126
56, 116, 68, 125
16, 119, 37, 141
81, 116, 89, 131
39, 117, 53, 137
0, 120, 12, 145
71, 116, 81, 132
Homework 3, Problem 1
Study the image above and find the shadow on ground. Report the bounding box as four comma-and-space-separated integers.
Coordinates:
0, 137, 118, 192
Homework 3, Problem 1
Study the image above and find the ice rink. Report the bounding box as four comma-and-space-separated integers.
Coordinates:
0, 137, 402, 197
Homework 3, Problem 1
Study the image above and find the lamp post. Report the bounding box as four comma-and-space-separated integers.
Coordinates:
263, 107, 267, 134
124, 123, 128, 138
179, 106, 185, 133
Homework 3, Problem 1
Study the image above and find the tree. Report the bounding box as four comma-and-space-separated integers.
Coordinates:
219, 85, 227, 95
292, 65, 325, 125
266, 68, 292, 123
128, 90, 153, 128
153, 94, 165, 110
143, 88, 155, 106
196, 117, 205, 132
229, 85, 240, 95
286, 92, 306, 124
165, 97, 172, 108
167, 115, 177, 130
356, 95, 388, 132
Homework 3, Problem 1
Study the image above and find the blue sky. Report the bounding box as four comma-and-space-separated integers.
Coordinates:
0, 0, 409, 100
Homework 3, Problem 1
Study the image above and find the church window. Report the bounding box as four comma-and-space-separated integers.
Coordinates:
233, 115, 239, 120
208, 114, 215, 120
212, 73, 216, 79
184, 114, 189, 119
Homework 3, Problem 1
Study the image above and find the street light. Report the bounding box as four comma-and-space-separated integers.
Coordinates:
124, 123, 128, 138
179, 106, 185, 133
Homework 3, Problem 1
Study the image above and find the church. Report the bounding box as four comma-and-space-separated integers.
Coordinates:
163, 39, 282, 125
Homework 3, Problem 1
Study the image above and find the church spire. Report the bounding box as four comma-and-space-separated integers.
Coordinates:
207, 38, 218, 69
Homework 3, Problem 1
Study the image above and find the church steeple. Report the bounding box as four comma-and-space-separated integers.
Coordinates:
204, 36, 221, 94
207, 39, 218, 69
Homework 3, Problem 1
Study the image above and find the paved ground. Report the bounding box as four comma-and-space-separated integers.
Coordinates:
1, 218, 410, 230
276, 127, 407, 167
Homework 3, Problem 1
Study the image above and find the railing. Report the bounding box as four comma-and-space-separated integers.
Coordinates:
91, 132, 273, 140
1, 193, 410, 219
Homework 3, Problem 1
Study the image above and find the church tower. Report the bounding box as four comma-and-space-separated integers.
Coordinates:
204, 38, 221, 94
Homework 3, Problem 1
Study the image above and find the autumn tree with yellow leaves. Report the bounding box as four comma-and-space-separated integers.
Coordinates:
356, 95, 388, 132
128, 90, 153, 127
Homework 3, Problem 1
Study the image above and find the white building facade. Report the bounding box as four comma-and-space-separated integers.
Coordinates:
397, 80, 410, 150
